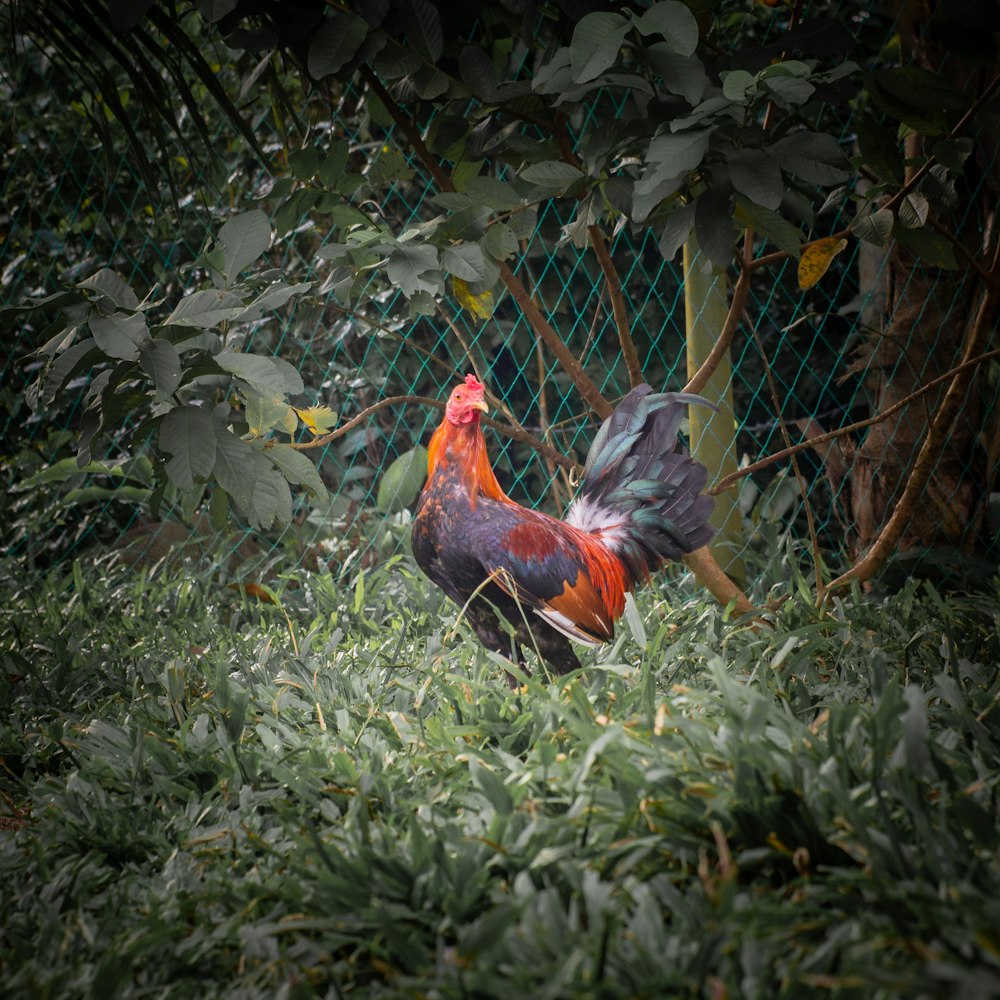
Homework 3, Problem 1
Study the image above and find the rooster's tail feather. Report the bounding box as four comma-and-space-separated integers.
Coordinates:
566, 385, 716, 580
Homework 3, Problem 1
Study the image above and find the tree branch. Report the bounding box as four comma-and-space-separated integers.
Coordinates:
589, 224, 643, 387
288, 394, 575, 471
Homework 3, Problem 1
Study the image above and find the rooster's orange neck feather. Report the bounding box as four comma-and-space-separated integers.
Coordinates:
427, 418, 510, 504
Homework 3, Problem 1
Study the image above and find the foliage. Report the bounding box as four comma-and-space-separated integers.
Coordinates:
13, 212, 332, 533
2, 552, 1000, 997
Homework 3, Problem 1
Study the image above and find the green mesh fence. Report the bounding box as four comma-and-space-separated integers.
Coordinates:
3, 11, 998, 591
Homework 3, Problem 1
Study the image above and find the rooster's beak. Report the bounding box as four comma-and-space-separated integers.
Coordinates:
471, 400, 489, 413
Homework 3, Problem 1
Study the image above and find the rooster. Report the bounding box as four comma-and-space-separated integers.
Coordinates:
411, 374, 715, 681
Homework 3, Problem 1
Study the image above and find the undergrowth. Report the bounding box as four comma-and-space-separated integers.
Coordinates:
1, 552, 999, 998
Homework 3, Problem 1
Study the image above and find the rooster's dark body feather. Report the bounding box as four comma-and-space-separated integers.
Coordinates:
412, 377, 715, 681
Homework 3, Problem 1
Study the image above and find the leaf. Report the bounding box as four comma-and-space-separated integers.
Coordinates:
265, 443, 328, 500
399, 0, 443, 62
623, 592, 648, 650
245, 390, 297, 437
217, 210, 271, 281
694, 187, 735, 267
165, 289, 245, 328
293, 405, 338, 435
797, 237, 849, 290
89, 311, 151, 360
645, 44, 708, 105
77, 268, 139, 310
460, 45, 498, 100
851, 205, 894, 246
307, 10, 369, 79
236, 280, 313, 322
658, 202, 696, 262
139, 338, 182, 394
287, 145, 321, 180
462, 176, 524, 211
213, 430, 292, 529
377, 445, 428, 512
897, 192, 930, 229
483, 223, 518, 261
892, 222, 958, 270
734, 195, 802, 259
386, 244, 442, 297
727, 148, 783, 211
570, 11, 629, 84
469, 757, 513, 816
855, 116, 903, 186
520, 160, 585, 189
631, 162, 684, 223
646, 128, 711, 173
453, 277, 495, 319
159, 405, 218, 490
769, 131, 850, 185
633, 1, 699, 56
722, 69, 754, 102
215, 350, 304, 395
932, 136, 974, 175
442, 243, 488, 281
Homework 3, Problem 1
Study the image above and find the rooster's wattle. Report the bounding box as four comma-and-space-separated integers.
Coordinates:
411, 374, 715, 680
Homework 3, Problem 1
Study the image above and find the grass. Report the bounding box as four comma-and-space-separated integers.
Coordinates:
1, 550, 999, 998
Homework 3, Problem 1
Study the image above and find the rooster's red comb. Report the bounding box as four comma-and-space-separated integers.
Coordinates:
464, 373, 484, 391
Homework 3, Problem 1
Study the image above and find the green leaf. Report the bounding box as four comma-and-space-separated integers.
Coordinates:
159, 405, 218, 490
631, 162, 684, 223
658, 202, 696, 262
931, 136, 974, 175
633, 1, 699, 56
165, 289, 245, 328
897, 191, 929, 229
721, 69, 754, 102
646, 128, 711, 173
265, 443, 328, 501
856, 116, 903, 186
623, 592, 648, 650
307, 10, 369, 79
213, 429, 292, 529
483, 223, 518, 261
469, 757, 513, 816
139, 338, 182, 395
645, 44, 708, 105
399, 0, 443, 62
759, 75, 815, 107
77, 268, 139, 310
244, 390, 297, 437
769, 131, 850, 186
215, 350, 304, 396
727, 148, 783, 211
377, 445, 428, 513
287, 145, 321, 180
89, 311, 151, 360
851, 205, 894, 246
734, 195, 802, 259
217, 210, 271, 281
892, 222, 958, 270
386, 244, 441, 297
520, 160, 585, 189
236, 281, 313, 322
459, 45, 498, 100
871, 66, 967, 113
462, 176, 524, 211
694, 187, 735, 267
570, 11, 629, 84
319, 140, 351, 188
442, 243, 488, 281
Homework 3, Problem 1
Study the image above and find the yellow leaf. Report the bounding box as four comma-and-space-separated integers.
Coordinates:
797, 237, 849, 290
293, 405, 338, 436
453, 276, 494, 320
